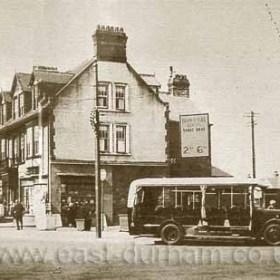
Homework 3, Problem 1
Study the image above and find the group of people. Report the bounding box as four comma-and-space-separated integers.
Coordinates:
61, 199, 96, 231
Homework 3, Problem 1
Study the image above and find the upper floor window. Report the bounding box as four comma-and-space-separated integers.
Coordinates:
8, 138, 13, 167
2, 104, 6, 124
0, 139, 6, 160
20, 133, 25, 163
99, 123, 130, 154
116, 125, 126, 153
26, 127, 33, 158
97, 84, 109, 108
34, 126, 39, 156
33, 87, 39, 110
115, 85, 126, 111
97, 82, 128, 111
19, 94, 24, 117
0, 105, 2, 125
13, 96, 18, 119
99, 125, 110, 153
13, 137, 19, 165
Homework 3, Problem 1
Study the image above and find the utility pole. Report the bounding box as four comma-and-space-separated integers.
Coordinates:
250, 111, 256, 179
90, 107, 102, 238
90, 61, 102, 239
244, 111, 258, 179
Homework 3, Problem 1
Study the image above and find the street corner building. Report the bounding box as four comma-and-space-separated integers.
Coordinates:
0, 25, 212, 226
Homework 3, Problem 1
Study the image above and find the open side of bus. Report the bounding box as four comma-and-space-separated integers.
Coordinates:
127, 178, 280, 245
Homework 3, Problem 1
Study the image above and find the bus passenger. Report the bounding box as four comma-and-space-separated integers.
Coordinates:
267, 200, 277, 209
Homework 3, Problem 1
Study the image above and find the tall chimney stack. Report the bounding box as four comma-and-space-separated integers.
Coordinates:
168, 73, 190, 97
92, 25, 128, 63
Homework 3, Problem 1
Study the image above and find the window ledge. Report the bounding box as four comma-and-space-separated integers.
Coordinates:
100, 152, 131, 156
98, 109, 131, 114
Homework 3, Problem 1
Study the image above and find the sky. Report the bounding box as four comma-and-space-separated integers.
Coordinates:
0, 0, 280, 179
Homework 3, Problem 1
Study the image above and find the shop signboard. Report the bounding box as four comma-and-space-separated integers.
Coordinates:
180, 113, 210, 158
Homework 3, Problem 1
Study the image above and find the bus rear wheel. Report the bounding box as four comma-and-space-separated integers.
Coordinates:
263, 223, 280, 246
160, 223, 183, 245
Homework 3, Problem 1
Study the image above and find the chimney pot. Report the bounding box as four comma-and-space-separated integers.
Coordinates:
168, 72, 190, 97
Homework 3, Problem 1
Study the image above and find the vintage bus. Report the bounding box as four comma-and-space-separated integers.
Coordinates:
127, 177, 280, 245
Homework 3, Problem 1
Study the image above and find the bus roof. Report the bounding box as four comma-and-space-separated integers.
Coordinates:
127, 177, 269, 208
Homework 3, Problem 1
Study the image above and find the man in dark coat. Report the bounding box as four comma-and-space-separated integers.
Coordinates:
84, 200, 95, 231
13, 200, 25, 230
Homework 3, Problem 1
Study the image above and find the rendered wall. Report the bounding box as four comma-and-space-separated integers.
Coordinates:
53, 61, 167, 164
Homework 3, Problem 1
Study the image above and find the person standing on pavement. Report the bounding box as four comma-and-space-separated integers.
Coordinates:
12, 200, 25, 230
84, 200, 95, 231
67, 202, 76, 227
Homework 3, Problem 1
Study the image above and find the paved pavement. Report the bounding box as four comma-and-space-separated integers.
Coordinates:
0, 221, 157, 245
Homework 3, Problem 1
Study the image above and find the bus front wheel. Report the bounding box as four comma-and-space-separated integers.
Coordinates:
160, 223, 183, 245
263, 223, 280, 246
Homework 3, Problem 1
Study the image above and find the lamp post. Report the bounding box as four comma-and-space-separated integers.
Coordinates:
90, 108, 102, 238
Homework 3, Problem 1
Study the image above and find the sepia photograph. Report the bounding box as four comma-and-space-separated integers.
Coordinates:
0, 0, 280, 279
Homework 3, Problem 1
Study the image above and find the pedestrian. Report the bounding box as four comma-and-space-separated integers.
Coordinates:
12, 200, 25, 230
61, 199, 68, 227
67, 202, 76, 227
84, 200, 95, 231
0, 201, 4, 222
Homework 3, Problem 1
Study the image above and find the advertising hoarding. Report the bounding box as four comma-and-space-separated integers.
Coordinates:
180, 113, 210, 158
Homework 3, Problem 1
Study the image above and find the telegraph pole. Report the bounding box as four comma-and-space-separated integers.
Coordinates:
250, 111, 256, 179
90, 107, 102, 238
244, 111, 258, 179
90, 61, 102, 239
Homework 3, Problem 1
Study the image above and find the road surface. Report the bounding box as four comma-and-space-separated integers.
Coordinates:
0, 227, 279, 279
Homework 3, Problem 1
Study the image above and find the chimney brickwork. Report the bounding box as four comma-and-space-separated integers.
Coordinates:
93, 25, 128, 63
168, 73, 190, 97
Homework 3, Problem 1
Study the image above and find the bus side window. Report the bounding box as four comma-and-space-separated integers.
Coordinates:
134, 189, 144, 206
253, 186, 263, 208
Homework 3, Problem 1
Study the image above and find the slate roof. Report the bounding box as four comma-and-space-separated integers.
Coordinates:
1, 91, 12, 103
140, 74, 161, 87
55, 58, 95, 97
31, 70, 73, 85
11, 73, 31, 94
16, 73, 32, 91
211, 166, 233, 177
69, 59, 92, 75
